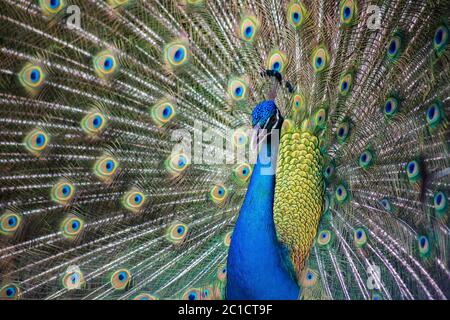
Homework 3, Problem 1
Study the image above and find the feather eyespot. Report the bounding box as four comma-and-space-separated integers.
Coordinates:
301, 269, 318, 288
387, 34, 402, 61
291, 93, 305, 112
111, 269, 131, 290
228, 78, 248, 102
338, 72, 353, 96
182, 288, 201, 300
313, 109, 327, 129
93, 51, 118, 78
81, 111, 106, 136
311, 46, 330, 73
358, 150, 374, 169
122, 189, 145, 213
281, 118, 294, 134
379, 198, 393, 212
405, 160, 420, 184
324, 164, 334, 179
426, 102, 443, 129
287, 2, 307, 29
24, 129, 49, 155
433, 191, 447, 217
383, 97, 399, 118
340, 0, 357, 26
335, 184, 348, 204
164, 41, 188, 68
239, 16, 259, 42
167, 222, 188, 244
61, 215, 84, 239
0, 211, 22, 236
0, 284, 20, 300
62, 266, 85, 290
233, 163, 252, 184
51, 180, 75, 206
417, 235, 430, 258
150, 100, 176, 127
19, 64, 45, 91
433, 25, 449, 56
166, 152, 190, 175
232, 128, 249, 147
223, 231, 232, 247
133, 293, 158, 300
354, 228, 368, 247
209, 184, 228, 205
336, 121, 350, 143
93, 155, 119, 181
266, 50, 287, 74
39, 0, 65, 14
317, 230, 332, 246
217, 265, 227, 281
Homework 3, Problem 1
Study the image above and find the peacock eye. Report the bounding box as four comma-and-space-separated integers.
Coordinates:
217, 264, 227, 281
164, 41, 189, 67
267, 50, 287, 74
336, 122, 350, 143
24, 129, 49, 155
228, 78, 248, 102
287, 2, 307, 29
94, 155, 119, 181
340, 0, 357, 26
51, 180, 75, 206
433, 191, 447, 217
433, 25, 449, 55
426, 102, 442, 128
223, 231, 232, 247
301, 269, 318, 287
324, 164, 334, 179
62, 266, 84, 290
81, 111, 106, 136
61, 215, 84, 239
183, 289, 200, 300
111, 269, 131, 290
0, 211, 22, 235
317, 230, 332, 246
358, 150, 374, 169
40, 0, 65, 14
233, 163, 252, 184
133, 293, 158, 300
335, 184, 349, 204
291, 93, 305, 112
150, 100, 176, 127
417, 235, 430, 258
405, 160, 420, 183
239, 16, 259, 42
93, 51, 118, 78
387, 34, 402, 61
354, 228, 368, 247
383, 97, 399, 118
166, 152, 190, 176
167, 222, 188, 244
0, 284, 20, 300
339, 72, 353, 96
122, 189, 145, 213
314, 109, 327, 129
379, 198, 393, 212
312, 46, 330, 73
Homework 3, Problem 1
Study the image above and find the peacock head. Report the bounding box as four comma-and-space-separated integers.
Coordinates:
250, 100, 283, 149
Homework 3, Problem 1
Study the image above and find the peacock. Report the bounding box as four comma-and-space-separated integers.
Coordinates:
0, 0, 449, 301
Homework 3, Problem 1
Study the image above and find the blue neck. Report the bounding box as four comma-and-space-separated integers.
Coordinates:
226, 141, 300, 300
